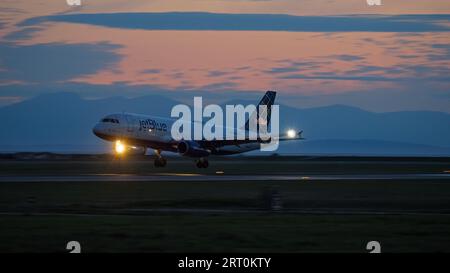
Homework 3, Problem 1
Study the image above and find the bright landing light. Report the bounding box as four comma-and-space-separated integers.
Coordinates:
115, 140, 125, 154
287, 129, 296, 138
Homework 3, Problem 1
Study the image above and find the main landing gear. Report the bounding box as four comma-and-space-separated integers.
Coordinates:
154, 149, 167, 167
196, 157, 209, 168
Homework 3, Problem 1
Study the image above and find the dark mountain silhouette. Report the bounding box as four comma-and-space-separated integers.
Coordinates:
0, 92, 449, 155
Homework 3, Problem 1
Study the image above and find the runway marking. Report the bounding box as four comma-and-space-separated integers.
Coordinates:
92, 173, 203, 177
166, 173, 202, 177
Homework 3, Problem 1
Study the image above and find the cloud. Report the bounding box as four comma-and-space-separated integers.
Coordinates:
169, 71, 185, 79
280, 74, 450, 82
397, 55, 420, 59
278, 60, 450, 82
0, 7, 24, 14
3, 27, 43, 41
280, 74, 395, 82
140, 69, 161, 74
208, 70, 231, 77
266, 56, 359, 74
266, 66, 299, 74
201, 81, 238, 90
427, 44, 450, 61
0, 42, 122, 83
19, 12, 450, 32
345, 65, 406, 75
330, 54, 365, 62
266, 57, 449, 84
235, 66, 251, 71
264, 59, 334, 76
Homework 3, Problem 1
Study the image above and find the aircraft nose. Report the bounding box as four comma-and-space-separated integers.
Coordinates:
92, 123, 101, 137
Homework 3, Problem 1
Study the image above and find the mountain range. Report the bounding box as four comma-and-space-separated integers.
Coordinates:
0, 92, 449, 156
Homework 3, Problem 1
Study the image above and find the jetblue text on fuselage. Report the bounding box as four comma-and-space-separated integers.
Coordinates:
139, 119, 168, 132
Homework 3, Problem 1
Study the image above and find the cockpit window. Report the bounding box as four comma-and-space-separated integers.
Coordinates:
101, 118, 120, 124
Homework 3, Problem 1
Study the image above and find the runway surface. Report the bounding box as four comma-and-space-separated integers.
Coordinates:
1, 173, 450, 182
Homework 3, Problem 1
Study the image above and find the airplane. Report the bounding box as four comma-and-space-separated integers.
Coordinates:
92, 91, 303, 168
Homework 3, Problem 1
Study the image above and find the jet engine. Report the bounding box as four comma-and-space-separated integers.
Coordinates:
177, 141, 210, 157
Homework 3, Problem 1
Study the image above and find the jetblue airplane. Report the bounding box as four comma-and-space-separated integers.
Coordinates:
92, 91, 303, 168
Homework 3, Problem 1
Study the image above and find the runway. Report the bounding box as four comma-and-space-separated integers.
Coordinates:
1, 173, 450, 182
2, 158, 450, 253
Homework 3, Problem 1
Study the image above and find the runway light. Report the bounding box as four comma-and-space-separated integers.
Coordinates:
115, 140, 125, 154
287, 129, 296, 138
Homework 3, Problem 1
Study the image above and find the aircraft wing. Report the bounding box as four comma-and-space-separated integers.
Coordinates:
275, 130, 305, 142
197, 130, 304, 148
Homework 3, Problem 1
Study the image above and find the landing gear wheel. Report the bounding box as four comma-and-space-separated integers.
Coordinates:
196, 158, 209, 168
196, 160, 203, 168
154, 157, 167, 167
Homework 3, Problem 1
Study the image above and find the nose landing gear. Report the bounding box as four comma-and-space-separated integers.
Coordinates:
196, 157, 209, 168
154, 149, 167, 167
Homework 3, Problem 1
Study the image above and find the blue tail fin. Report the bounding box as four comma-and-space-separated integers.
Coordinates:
244, 90, 276, 131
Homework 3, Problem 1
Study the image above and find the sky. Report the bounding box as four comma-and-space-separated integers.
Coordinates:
0, 0, 449, 112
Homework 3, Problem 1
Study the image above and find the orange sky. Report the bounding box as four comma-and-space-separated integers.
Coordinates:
0, 0, 449, 111
15, 21, 448, 94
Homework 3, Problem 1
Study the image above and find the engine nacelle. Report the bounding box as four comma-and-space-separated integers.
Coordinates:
127, 146, 147, 155
177, 141, 210, 157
